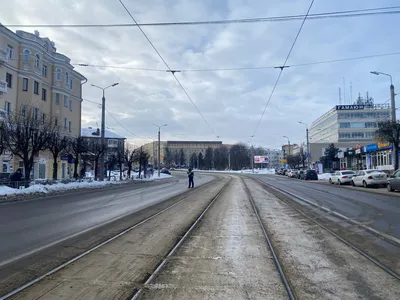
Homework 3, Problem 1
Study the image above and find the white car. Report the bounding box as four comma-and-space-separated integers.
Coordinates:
329, 170, 355, 185
351, 170, 387, 188
287, 169, 299, 178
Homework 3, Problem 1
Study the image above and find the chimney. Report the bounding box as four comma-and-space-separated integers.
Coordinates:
34, 30, 40, 37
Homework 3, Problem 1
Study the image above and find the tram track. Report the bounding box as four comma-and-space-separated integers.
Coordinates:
0, 177, 230, 300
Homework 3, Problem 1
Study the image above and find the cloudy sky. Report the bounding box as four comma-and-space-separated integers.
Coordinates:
1, 0, 400, 149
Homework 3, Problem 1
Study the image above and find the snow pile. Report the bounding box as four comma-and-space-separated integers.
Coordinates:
318, 173, 332, 181
0, 173, 173, 197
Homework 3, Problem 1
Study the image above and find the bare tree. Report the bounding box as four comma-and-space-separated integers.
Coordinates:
124, 146, 136, 179
0, 123, 6, 156
2, 109, 51, 184
86, 139, 107, 180
134, 147, 149, 178
47, 126, 69, 180
115, 147, 124, 181
69, 136, 89, 179
375, 120, 400, 170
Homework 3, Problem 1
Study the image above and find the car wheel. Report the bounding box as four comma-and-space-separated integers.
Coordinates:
387, 183, 394, 192
337, 179, 341, 185
351, 180, 355, 186
363, 181, 368, 188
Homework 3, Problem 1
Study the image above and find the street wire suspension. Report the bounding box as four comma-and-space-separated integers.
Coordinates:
74, 51, 400, 73
118, 0, 219, 139
3, 5, 400, 28
252, 0, 315, 137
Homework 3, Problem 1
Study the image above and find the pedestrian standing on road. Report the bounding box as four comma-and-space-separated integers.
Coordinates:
187, 167, 194, 188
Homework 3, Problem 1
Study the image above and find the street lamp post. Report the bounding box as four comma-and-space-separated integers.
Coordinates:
153, 124, 168, 177
370, 71, 395, 122
91, 82, 119, 181
283, 136, 291, 155
250, 135, 255, 173
298, 121, 310, 169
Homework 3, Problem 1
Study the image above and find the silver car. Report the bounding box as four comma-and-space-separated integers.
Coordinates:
329, 170, 355, 185
351, 170, 387, 188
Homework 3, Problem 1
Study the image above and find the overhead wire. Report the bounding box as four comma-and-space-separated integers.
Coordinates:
252, 0, 315, 137
72, 51, 400, 73
118, 0, 219, 138
3, 5, 400, 28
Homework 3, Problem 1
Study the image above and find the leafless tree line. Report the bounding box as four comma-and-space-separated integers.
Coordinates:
0, 108, 145, 182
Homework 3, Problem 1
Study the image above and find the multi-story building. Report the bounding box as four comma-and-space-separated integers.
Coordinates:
141, 140, 228, 166
0, 26, 86, 179
264, 149, 283, 168
309, 99, 390, 144
81, 127, 126, 173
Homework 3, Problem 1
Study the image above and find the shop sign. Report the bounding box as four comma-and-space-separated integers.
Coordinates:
378, 141, 391, 149
336, 105, 365, 110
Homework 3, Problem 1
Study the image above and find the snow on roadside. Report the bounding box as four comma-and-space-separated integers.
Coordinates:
193, 168, 275, 175
318, 173, 332, 180
0, 173, 173, 197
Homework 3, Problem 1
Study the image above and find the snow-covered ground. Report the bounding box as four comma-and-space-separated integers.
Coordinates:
0, 172, 173, 197
318, 173, 332, 181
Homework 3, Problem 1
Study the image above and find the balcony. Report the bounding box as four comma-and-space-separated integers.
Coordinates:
0, 80, 7, 94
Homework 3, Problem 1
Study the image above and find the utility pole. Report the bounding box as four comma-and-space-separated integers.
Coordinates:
153, 124, 168, 177
228, 149, 231, 170
91, 83, 119, 181
298, 121, 310, 168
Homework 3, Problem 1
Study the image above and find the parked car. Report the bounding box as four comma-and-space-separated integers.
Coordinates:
281, 169, 288, 176
387, 169, 400, 192
329, 170, 355, 185
160, 168, 171, 175
351, 170, 387, 188
300, 169, 318, 180
297, 170, 304, 179
288, 169, 299, 178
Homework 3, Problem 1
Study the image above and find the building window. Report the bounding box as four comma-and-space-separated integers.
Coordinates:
69, 99, 72, 111
34, 107, 39, 121
6, 73, 12, 88
54, 117, 58, 127
4, 102, 11, 115
22, 78, 28, 91
55, 93, 60, 104
64, 95, 68, 107
23, 50, 30, 65
64, 118, 67, 130
69, 78, 73, 89
56, 68, 61, 81
21, 105, 27, 118
42, 65, 47, 77
7, 45, 13, 60
34, 81, 39, 94
65, 72, 69, 84
42, 113, 46, 124
34, 54, 40, 69
108, 139, 118, 148
68, 121, 71, 132
42, 88, 47, 101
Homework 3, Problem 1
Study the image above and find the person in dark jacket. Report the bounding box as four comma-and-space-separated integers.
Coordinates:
11, 169, 23, 189
187, 168, 194, 188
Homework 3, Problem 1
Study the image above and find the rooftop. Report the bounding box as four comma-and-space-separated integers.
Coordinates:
81, 127, 125, 139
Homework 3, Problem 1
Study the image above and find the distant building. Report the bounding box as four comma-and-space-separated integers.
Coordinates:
141, 140, 228, 166
309, 94, 390, 144
264, 149, 283, 168
81, 127, 126, 171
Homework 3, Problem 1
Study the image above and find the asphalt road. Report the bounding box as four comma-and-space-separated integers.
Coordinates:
0, 172, 214, 266
253, 174, 400, 239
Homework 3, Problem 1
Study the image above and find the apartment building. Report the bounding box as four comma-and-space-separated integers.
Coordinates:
0, 26, 86, 179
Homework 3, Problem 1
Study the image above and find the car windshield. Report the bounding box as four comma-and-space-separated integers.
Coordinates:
366, 170, 383, 174
341, 171, 354, 175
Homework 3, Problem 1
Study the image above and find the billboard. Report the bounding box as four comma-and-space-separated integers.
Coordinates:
254, 156, 269, 164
